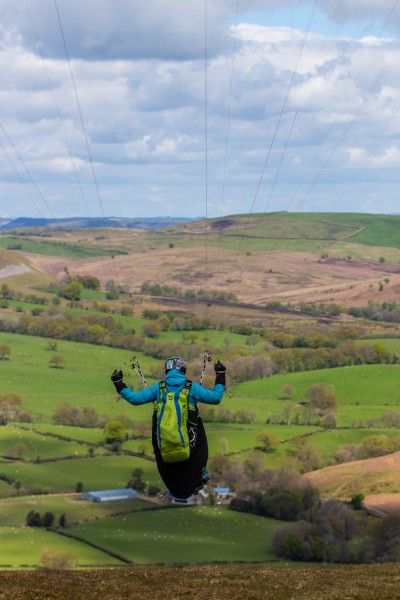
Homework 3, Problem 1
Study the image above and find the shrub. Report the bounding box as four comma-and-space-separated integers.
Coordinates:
40, 549, 76, 570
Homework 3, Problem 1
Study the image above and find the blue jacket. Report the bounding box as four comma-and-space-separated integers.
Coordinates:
120, 369, 224, 407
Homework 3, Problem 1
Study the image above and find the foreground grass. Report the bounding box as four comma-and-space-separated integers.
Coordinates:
1, 564, 400, 599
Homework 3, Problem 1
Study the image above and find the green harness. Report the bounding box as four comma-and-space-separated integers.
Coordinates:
155, 379, 197, 463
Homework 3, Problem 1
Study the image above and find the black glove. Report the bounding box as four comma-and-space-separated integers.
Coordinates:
214, 361, 226, 387
111, 369, 127, 394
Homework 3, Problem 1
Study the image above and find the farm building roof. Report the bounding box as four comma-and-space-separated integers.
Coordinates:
81, 488, 138, 502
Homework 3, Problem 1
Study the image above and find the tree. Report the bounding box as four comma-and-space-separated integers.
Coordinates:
0, 344, 11, 360
138, 442, 149, 455
185, 332, 199, 344
361, 435, 396, 458
263, 488, 304, 521
4, 442, 27, 459
148, 484, 161, 496
59, 514, 67, 528
26, 510, 42, 527
209, 454, 232, 481
64, 281, 82, 302
53, 403, 83, 426
81, 406, 99, 428
40, 549, 76, 570
142, 322, 161, 338
314, 499, 356, 544
305, 384, 337, 412
49, 354, 66, 368
103, 420, 127, 444
273, 521, 322, 562
76, 482, 84, 493
219, 438, 229, 454
256, 431, 279, 453
77, 275, 100, 290
127, 468, 145, 491
42, 511, 55, 528
0, 283, 12, 299
350, 492, 365, 510
321, 411, 337, 429
250, 355, 272, 379
371, 515, 400, 562
46, 340, 58, 351
87, 324, 107, 344
291, 438, 321, 472
281, 384, 294, 399
105, 279, 119, 299
157, 315, 171, 331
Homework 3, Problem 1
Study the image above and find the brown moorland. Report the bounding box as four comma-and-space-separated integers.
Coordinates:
2, 564, 400, 600
25, 247, 400, 308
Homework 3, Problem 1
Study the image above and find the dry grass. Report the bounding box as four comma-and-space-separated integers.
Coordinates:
1, 564, 400, 600
304, 451, 400, 500
25, 246, 400, 309
364, 493, 400, 516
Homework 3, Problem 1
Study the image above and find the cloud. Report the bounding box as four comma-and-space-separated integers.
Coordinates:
319, 0, 400, 29
347, 145, 400, 167
0, 2, 400, 219
0, 0, 233, 60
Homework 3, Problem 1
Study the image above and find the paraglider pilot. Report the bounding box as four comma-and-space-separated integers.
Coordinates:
111, 356, 226, 500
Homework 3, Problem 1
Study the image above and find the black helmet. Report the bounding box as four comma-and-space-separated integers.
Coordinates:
165, 356, 186, 374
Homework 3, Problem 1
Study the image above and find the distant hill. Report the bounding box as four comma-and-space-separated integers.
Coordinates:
304, 450, 400, 500
0, 216, 195, 231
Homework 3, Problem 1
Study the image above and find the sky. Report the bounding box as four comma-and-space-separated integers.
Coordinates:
0, 0, 400, 220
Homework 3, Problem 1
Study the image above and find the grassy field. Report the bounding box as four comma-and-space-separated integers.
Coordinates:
0, 425, 89, 460
0, 494, 152, 528
0, 527, 122, 567
69, 505, 281, 564
263, 212, 400, 249
0, 455, 161, 493
25, 424, 104, 444
0, 236, 125, 258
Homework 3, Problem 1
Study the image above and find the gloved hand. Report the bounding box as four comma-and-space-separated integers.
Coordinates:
111, 369, 127, 393
214, 361, 226, 387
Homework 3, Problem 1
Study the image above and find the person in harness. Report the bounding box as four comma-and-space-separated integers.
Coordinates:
111, 356, 226, 500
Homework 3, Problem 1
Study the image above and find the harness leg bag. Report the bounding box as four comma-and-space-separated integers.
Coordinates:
152, 414, 208, 499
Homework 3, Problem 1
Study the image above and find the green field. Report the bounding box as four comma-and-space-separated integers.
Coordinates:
26, 424, 104, 444
0, 494, 151, 528
0, 236, 125, 258
1, 319, 400, 568
0, 527, 122, 567
69, 505, 281, 564
234, 364, 400, 406
0, 455, 160, 493
0, 425, 89, 460
262, 212, 400, 249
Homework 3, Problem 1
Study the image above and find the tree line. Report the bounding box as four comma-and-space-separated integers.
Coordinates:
0, 309, 397, 386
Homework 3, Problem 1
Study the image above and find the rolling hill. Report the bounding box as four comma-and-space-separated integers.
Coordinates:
2, 211, 398, 310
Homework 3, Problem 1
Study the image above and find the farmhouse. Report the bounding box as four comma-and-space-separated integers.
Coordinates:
213, 487, 235, 504
81, 489, 138, 503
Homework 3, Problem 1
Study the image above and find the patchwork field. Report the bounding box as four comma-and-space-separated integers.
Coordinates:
2, 213, 400, 572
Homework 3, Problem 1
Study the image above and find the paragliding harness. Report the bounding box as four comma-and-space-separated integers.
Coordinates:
153, 379, 199, 463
